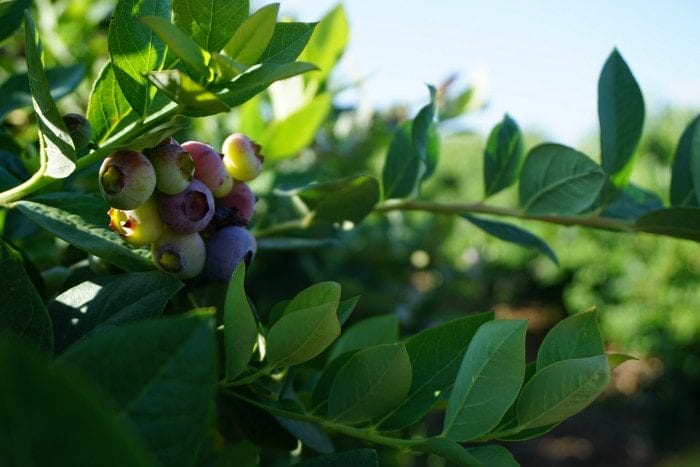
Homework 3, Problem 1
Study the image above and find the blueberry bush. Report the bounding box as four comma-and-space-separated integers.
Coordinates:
1, 1, 700, 466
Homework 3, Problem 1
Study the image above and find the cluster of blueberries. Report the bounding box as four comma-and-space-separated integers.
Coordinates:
98, 134, 261, 281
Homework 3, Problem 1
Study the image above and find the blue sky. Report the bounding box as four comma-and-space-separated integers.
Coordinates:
278, 0, 700, 146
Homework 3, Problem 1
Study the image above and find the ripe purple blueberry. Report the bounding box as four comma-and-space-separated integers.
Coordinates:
151, 230, 206, 279
156, 179, 214, 234
221, 133, 264, 181
146, 143, 195, 195
182, 141, 233, 197
99, 150, 156, 210
206, 226, 257, 282
211, 181, 256, 228
62, 113, 92, 150
108, 197, 164, 245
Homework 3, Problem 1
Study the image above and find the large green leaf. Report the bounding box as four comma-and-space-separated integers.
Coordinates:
259, 92, 332, 160
222, 3, 278, 66
224, 263, 258, 380
49, 271, 182, 354
299, 4, 348, 86
266, 282, 341, 367
519, 143, 606, 215
328, 314, 399, 362
382, 121, 418, 199
311, 350, 360, 410
483, 114, 524, 197
416, 438, 481, 467
462, 215, 558, 265
378, 312, 493, 431
0, 338, 156, 467
217, 61, 317, 108
260, 22, 317, 64
413, 85, 439, 182
24, 13, 76, 179
598, 49, 645, 187
108, 0, 169, 116
468, 445, 519, 467
670, 115, 700, 206
634, 206, 700, 242
58, 312, 216, 467
0, 239, 52, 354
139, 16, 210, 79
297, 175, 380, 226
327, 343, 412, 424
516, 355, 610, 429
172, 0, 248, 52
15, 193, 154, 272
88, 62, 138, 143
443, 320, 527, 442
0, 0, 31, 42
537, 310, 605, 371
296, 449, 378, 467
0, 64, 84, 121
601, 183, 664, 220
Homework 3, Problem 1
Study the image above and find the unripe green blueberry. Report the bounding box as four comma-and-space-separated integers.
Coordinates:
145, 143, 195, 195
206, 226, 257, 282
99, 150, 156, 210
221, 133, 264, 181
156, 179, 215, 234
62, 113, 92, 150
108, 197, 164, 245
181, 140, 233, 196
151, 230, 206, 279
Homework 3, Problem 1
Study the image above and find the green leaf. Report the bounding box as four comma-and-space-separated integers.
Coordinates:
88, 62, 138, 144
58, 312, 216, 467
108, 0, 169, 116
383, 122, 418, 199
0, 239, 52, 354
537, 310, 605, 371
260, 22, 317, 63
468, 445, 519, 467
414, 85, 439, 183
210, 52, 246, 82
0, 0, 30, 42
601, 183, 664, 220
147, 70, 230, 115
328, 315, 399, 362
299, 4, 348, 86
634, 207, 700, 242
439, 86, 474, 121
598, 49, 645, 187
608, 352, 638, 370
217, 61, 317, 108
297, 175, 380, 226
15, 194, 154, 272
172, 0, 248, 52
0, 64, 84, 121
295, 449, 378, 467
516, 355, 610, 429
49, 271, 182, 354
224, 263, 258, 380
378, 312, 494, 431
519, 143, 606, 215
327, 342, 412, 424
415, 438, 481, 467
139, 16, 211, 79
223, 3, 279, 66
266, 282, 341, 367
462, 215, 558, 265
497, 423, 558, 442
670, 115, 700, 206
0, 338, 156, 467
443, 320, 527, 442
337, 296, 359, 326
259, 92, 332, 160
112, 115, 190, 151
24, 12, 76, 179
484, 114, 524, 197
274, 416, 334, 454
311, 349, 360, 410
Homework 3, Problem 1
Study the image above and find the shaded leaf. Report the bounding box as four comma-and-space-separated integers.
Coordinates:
256, 237, 339, 250
58, 312, 216, 467
463, 214, 558, 265
224, 263, 257, 380
0, 239, 52, 354
415, 438, 480, 467
88, 62, 138, 143
296, 449, 378, 467
537, 310, 605, 371
519, 144, 606, 215
670, 115, 700, 206
484, 114, 524, 197
328, 314, 398, 362
382, 121, 418, 199
598, 49, 645, 187
634, 207, 700, 243
147, 70, 230, 115
0, 0, 31, 42
601, 183, 664, 220
298, 175, 380, 226
468, 445, 519, 467
274, 416, 334, 454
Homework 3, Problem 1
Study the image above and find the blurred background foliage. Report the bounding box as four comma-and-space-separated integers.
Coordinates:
2, 1, 700, 465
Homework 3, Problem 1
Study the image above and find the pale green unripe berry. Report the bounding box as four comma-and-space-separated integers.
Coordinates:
221, 133, 264, 181
108, 197, 164, 245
